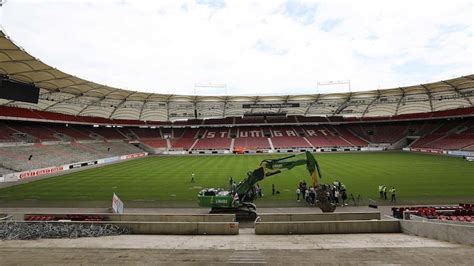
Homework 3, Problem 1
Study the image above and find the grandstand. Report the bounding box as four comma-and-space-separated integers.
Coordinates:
1, 111, 474, 153
0, 107, 474, 158
0, 142, 143, 175
2, 111, 473, 182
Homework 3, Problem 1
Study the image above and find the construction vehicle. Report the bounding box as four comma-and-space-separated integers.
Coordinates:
197, 151, 336, 219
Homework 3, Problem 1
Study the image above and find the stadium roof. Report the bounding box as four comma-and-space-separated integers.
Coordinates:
1, 31, 473, 121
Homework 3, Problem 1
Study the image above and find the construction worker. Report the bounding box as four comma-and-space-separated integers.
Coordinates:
378, 185, 383, 199
341, 189, 348, 206
382, 186, 387, 200
390, 187, 396, 202
301, 180, 307, 200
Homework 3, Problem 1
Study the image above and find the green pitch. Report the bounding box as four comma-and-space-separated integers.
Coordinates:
0, 152, 473, 206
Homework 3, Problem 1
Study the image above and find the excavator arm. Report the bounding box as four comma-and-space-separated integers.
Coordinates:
263, 151, 322, 183
234, 151, 322, 200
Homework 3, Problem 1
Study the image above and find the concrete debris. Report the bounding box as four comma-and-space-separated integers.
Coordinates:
0, 222, 130, 240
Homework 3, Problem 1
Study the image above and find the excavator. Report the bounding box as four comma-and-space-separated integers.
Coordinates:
197, 151, 336, 219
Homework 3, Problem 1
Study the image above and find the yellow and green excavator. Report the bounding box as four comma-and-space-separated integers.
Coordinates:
198, 151, 336, 219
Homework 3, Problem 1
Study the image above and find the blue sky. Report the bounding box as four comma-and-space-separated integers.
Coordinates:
1, 0, 472, 95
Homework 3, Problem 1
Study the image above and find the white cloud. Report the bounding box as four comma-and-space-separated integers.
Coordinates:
2, 0, 473, 95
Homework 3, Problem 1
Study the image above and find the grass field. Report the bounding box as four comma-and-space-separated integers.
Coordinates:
0, 152, 473, 207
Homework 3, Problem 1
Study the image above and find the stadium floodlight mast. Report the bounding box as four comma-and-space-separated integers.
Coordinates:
194, 83, 227, 95
316, 80, 351, 93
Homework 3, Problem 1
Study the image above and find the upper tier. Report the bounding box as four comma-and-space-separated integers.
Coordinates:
0, 31, 473, 122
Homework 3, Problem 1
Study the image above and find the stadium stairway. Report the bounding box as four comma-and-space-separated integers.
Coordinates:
463, 144, 474, 151
229, 138, 235, 151
189, 139, 199, 151
268, 137, 274, 150
303, 137, 314, 148
346, 126, 371, 144
411, 134, 446, 148
332, 126, 367, 147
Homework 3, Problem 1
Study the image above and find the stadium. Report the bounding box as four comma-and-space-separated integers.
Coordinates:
0, 1, 473, 265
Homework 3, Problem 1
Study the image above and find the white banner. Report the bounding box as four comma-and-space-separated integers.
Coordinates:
97, 156, 120, 164
361, 147, 385, 151
112, 193, 124, 214
165, 150, 187, 155
447, 150, 473, 157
